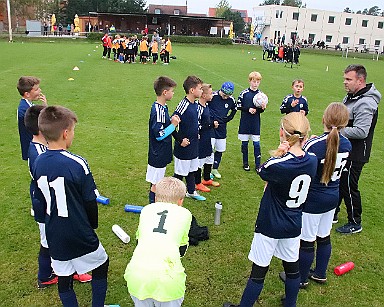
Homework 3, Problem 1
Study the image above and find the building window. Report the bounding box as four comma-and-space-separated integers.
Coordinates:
374, 40, 381, 46
342, 37, 349, 44
362, 20, 368, 27
325, 35, 332, 43
345, 18, 352, 25
378, 21, 383, 29
154, 8, 161, 14
359, 38, 365, 45
328, 16, 335, 23
173, 9, 180, 15
293, 12, 299, 20
280, 11, 283, 18
308, 33, 315, 43
311, 14, 317, 22
276, 10, 279, 18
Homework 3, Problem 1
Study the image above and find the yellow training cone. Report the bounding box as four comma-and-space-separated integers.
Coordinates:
73, 66, 80, 71
68, 78, 74, 81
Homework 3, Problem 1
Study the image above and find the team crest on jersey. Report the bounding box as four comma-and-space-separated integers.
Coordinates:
159, 125, 164, 137
300, 104, 303, 108
225, 103, 229, 108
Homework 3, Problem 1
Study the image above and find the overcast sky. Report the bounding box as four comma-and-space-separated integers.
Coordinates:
148, 0, 383, 15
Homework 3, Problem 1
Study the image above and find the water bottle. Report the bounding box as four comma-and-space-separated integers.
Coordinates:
214, 202, 222, 225
112, 225, 130, 243
124, 204, 143, 213
334, 262, 354, 276
96, 195, 110, 205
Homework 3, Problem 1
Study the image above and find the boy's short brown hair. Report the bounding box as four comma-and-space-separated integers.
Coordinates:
292, 79, 304, 86
25, 105, 45, 136
183, 75, 203, 94
154, 76, 177, 96
38, 106, 78, 142
17, 76, 40, 96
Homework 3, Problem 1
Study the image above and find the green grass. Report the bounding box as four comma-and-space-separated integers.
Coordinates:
0, 40, 383, 307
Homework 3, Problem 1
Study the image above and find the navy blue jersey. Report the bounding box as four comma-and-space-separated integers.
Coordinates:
255, 152, 317, 239
208, 91, 237, 139
173, 98, 199, 160
33, 150, 100, 261
148, 102, 173, 168
197, 102, 213, 159
302, 133, 352, 214
280, 94, 309, 115
17, 98, 34, 160
28, 142, 47, 223
237, 88, 265, 135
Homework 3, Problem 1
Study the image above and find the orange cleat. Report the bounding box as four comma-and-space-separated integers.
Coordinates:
73, 273, 92, 283
195, 183, 211, 192
202, 179, 220, 187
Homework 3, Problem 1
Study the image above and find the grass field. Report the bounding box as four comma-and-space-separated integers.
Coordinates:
0, 39, 383, 307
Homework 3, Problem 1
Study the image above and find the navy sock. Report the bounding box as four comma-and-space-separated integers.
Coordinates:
203, 164, 212, 181
253, 141, 261, 168
38, 245, 52, 281
92, 278, 107, 307
148, 190, 155, 204
239, 278, 264, 307
284, 275, 300, 307
213, 151, 223, 169
315, 240, 332, 278
299, 248, 314, 283
241, 141, 249, 165
59, 289, 78, 307
194, 168, 202, 185
186, 172, 195, 194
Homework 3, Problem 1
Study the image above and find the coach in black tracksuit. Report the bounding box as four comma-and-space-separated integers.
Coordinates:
336, 64, 381, 234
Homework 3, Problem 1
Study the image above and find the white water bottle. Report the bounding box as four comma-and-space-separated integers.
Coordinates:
214, 202, 222, 225
112, 225, 130, 243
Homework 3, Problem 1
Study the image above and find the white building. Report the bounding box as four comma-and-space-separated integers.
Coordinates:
253, 5, 384, 51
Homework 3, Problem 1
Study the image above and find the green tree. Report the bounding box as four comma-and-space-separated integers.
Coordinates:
221, 8, 245, 34
344, 7, 352, 13
362, 8, 368, 15
260, 0, 281, 5
215, 0, 231, 17
281, 0, 302, 7
367, 6, 381, 16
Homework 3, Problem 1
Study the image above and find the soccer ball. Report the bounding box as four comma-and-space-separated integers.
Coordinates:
253, 92, 268, 108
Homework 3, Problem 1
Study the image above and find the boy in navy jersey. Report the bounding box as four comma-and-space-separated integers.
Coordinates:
280, 79, 309, 116
295, 103, 351, 287
208, 82, 237, 179
173, 76, 205, 201
224, 113, 317, 307
195, 84, 220, 192
237, 71, 266, 171
146, 76, 180, 203
33, 106, 109, 307
25, 105, 56, 288
17, 76, 47, 161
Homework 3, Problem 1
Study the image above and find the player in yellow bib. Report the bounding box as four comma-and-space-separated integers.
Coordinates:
124, 177, 192, 306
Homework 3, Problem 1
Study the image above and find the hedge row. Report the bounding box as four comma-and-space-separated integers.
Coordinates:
86, 32, 232, 45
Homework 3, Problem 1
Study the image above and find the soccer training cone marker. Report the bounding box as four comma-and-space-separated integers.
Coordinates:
68, 78, 74, 81
73, 66, 80, 71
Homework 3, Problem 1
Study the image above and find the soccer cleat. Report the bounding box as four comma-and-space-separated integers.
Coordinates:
202, 179, 220, 187
211, 169, 222, 179
73, 273, 92, 283
308, 270, 327, 284
279, 272, 309, 289
332, 215, 338, 224
223, 303, 239, 307
243, 164, 250, 171
37, 274, 58, 289
336, 222, 362, 234
195, 183, 211, 192
186, 191, 206, 201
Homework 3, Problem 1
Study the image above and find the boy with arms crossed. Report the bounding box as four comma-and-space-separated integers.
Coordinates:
208, 82, 237, 179
173, 75, 205, 201
124, 177, 192, 307
33, 106, 109, 307
146, 76, 180, 203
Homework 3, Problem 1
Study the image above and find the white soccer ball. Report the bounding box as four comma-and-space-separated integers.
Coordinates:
253, 92, 268, 108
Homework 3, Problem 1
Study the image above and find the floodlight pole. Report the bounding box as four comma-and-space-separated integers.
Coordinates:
6, 0, 13, 42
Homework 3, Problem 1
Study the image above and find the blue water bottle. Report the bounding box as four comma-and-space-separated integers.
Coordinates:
96, 195, 110, 205
124, 204, 143, 213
